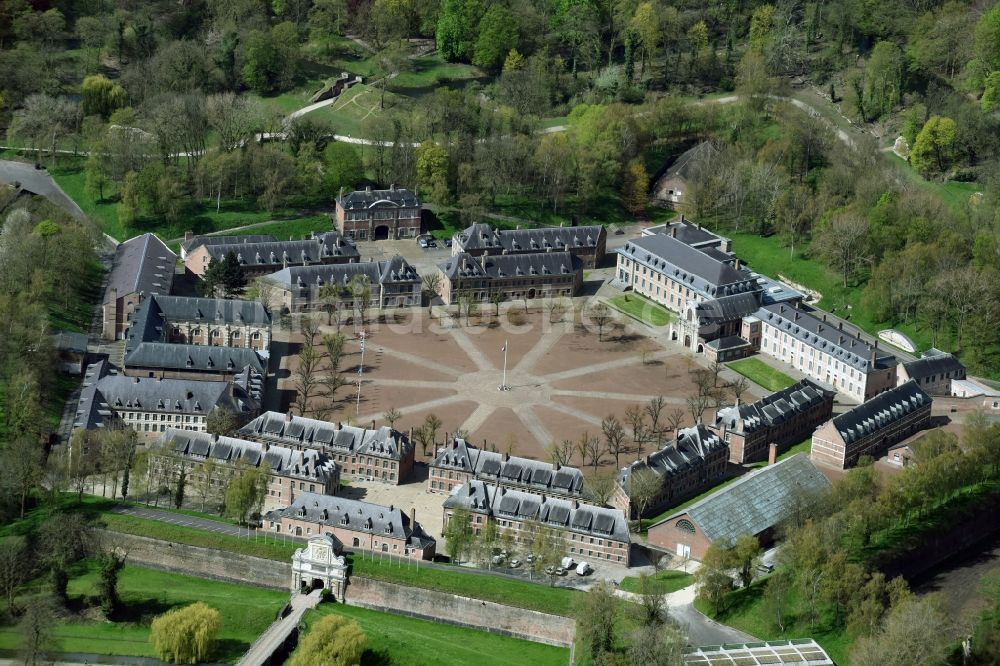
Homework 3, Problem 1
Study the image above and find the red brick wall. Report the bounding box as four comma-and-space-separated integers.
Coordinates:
647, 512, 713, 561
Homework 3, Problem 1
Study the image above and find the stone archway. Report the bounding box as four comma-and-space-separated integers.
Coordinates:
373, 225, 390, 240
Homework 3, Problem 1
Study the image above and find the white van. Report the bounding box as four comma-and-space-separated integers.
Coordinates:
575, 562, 591, 576
561, 557, 575, 570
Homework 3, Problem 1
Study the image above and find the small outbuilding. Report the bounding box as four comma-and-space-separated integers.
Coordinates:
646, 454, 830, 561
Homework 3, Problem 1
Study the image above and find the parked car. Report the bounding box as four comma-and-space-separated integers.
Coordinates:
575, 562, 592, 576
544, 565, 556, 575
526, 554, 537, 564
418, 238, 430, 248
492, 555, 505, 566
509, 558, 522, 568
757, 563, 775, 574
444, 238, 453, 247
555, 567, 568, 576
560, 557, 576, 570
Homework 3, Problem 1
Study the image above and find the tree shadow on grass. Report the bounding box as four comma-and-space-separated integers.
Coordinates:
212, 638, 252, 663
361, 648, 392, 666
115, 597, 176, 623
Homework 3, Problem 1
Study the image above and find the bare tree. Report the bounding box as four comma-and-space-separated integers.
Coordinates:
628, 468, 662, 530
708, 360, 723, 387
645, 396, 665, 447
423, 414, 443, 451
206, 93, 262, 152
814, 212, 870, 288
686, 392, 713, 425
602, 415, 629, 468
293, 316, 323, 415
589, 302, 612, 341
728, 375, 751, 403
421, 273, 440, 304
546, 297, 567, 323
317, 283, 343, 327
581, 432, 604, 471
624, 405, 647, 457
586, 472, 618, 506
490, 289, 504, 316
548, 439, 575, 466
382, 407, 402, 429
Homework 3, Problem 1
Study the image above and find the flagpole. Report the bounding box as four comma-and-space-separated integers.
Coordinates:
499, 339, 509, 391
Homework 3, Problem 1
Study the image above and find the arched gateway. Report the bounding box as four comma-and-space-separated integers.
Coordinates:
291, 534, 348, 600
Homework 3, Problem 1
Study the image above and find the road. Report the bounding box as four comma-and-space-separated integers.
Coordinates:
237, 589, 322, 666
0, 159, 86, 219
111, 504, 304, 543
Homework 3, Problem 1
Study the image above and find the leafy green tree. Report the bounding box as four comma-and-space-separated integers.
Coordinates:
0, 537, 28, 614
206, 408, 240, 436
415, 140, 450, 203
85, 147, 109, 202
291, 614, 367, 666
748, 4, 776, 52
629, 2, 660, 78
323, 142, 363, 193
81, 75, 125, 119
695, 543, 733, 614
220, 250, 248, 296
150, 602, 221, 664
436, 0, 484, 62
241, 22, 299, 93
974, 3, 1000, 84
982, 71, 1000, 112
473, 5, 518, 72
224, 464, 268, 524
910, 115, 957, 175
443, 505, 474, 562
850, 596, 951, 666
621, 158, 649, 215
119, 171, 141, 228
97, 548, 127, 616
18, 597, 57, 666
731, 534, 762, 589
575, 581, 618, 662
864, 41, 904, 119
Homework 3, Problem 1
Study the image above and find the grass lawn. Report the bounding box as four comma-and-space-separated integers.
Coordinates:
0, 563, 287, 663
693, 578, 850, 665
618, 570, 693, 595
299, 603, 568, 666
727, 357, 796, 391
488, 191, 634, 228
607, 293, 674, 327
48, 164, 124, 238
727, 231, 939, 355
309, 83, 409, 137
883, 152, 981, 212
348, 554, 578, 617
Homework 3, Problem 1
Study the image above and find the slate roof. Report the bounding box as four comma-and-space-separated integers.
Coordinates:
439, 252, 580, 281
240, 412, 413, 460
104, 233, 175, 302
267, 256, 420, 289
431, 439, 585, 497
644, 219, 728, 249
664, 141, 719, 182
266, 491, 435, 549
126, 295, 271, 351
444, 481, 631, 544
901, 350, 965, 383
618, 234, 757, 298
828, 380, 931, 445
618, 425, 727, 489
52, 330, 89, 353
181, 234, 278, 256
204, 232, 359, 267
337, 187, 420, 210
158, 429, 337, 484
756, 303, 898, 373
124, 342, 265, 375
649, 454, 831, 546
73, 360, 257, 429
693, 292, 762, 324
454, 223, 604, 253
714, 379, 833, 435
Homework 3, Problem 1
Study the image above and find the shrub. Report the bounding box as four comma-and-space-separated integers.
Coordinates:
150, 602, 221, 664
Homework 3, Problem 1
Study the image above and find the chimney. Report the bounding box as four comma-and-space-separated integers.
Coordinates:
838, 322, 843, 331
671, 227, 677, 238
365, 185, 371, 193
452, 438, 458, 450
735, 258, 741, 271
818, 324, 823, 333
338, 421, 343, 430
870, 350, 877, 365
822, 314, 827, 322
389, 504, 394, 512
554, 461, 560, 471
410, 507, 416, 525
212, 433, 219, 442
184, 230, 193, 241
504, 452, 510, 462
371, 419, 376, 431
680, 214, 686, 224
644, 454, 651, 465
768, 442, 777, 465
286, 409, 293, 422
838, 335, 844, 345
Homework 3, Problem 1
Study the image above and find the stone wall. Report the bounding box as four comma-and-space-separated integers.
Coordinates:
103, 531, 291, 591
344, 576, 575, 647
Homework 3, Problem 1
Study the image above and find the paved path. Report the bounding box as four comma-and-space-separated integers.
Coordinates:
111, 504, 300, 544
237, 590, 322, 666
0, 159, 86, 219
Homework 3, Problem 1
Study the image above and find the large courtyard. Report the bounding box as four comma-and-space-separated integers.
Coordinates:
275, 304, 718, 468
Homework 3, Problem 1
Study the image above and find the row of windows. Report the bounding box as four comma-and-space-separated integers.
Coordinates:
123, 412, 206, 423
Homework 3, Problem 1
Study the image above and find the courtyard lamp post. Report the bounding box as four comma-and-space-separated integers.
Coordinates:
356, 330, 369, 415
499, 339, 510, 391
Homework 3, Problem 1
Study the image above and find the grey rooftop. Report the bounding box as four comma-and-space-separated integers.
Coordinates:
337, 187, 419, 210
829, 380, 931, 445
241, 411, 413, 459
267, 256, 419, 289
618, 424, 726, 489
432, 439, 585, 496
650, 454, 831, 547
439, 251, 580, 280
714, 379, 833, 435
204, 232, 359, 267
454, 222, 604, 253
618, 234, 757, 298
104, 233, 175, 301
124, 341, 265, 375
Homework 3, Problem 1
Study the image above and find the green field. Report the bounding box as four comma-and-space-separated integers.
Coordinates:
618, 569, 693, 595
693, 578, 850, 665
0, 563, 287, 663
299, 603, 568, 666
883, 152, 981, 212
727, 357, 796, 391
607, 293, 674, 326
